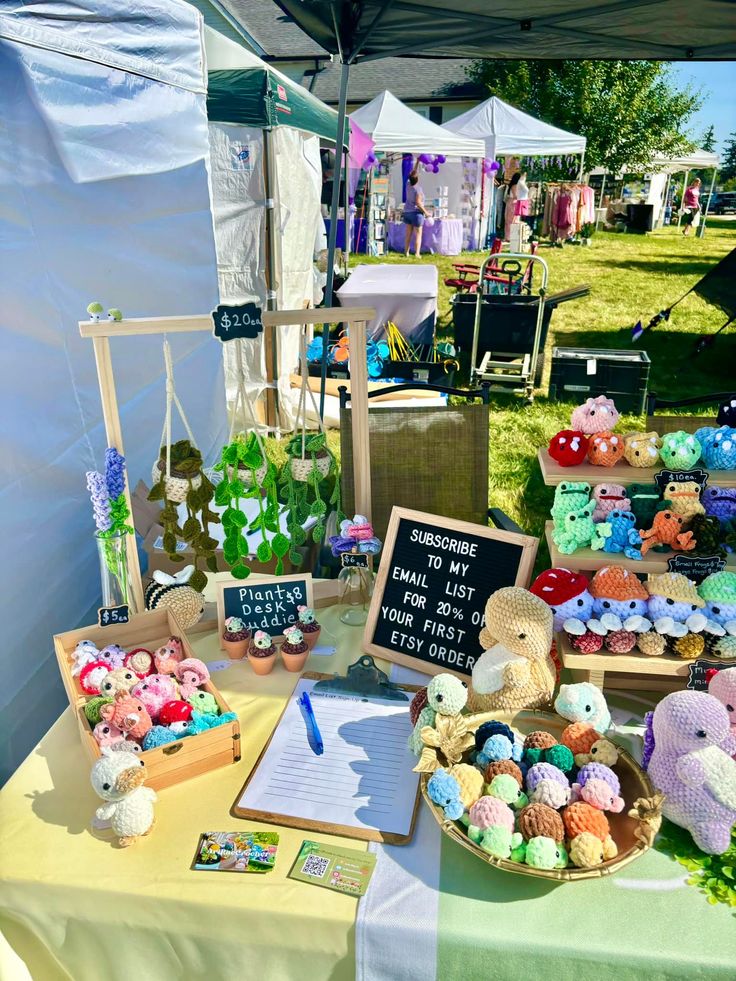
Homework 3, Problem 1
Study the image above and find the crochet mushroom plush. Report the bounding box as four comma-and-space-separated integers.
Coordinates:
174, 658, 210, 699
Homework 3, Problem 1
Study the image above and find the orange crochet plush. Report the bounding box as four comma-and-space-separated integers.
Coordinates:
587, 432, 624, 467
560, 722, 600, 757
639, 511, 695, 556
562, 801, 611, 842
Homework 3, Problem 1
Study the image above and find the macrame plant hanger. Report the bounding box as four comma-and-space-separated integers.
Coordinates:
149, 337, 219, 594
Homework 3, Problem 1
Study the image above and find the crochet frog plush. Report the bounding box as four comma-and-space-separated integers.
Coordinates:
591, 509, 642, 560
551, 481, 591, 523
664, 480, 704, 526
571, 396, 620, 435
552, 501, 598, 554
629, 483, 668, 530
703, 486, 736, 525
591, 483, 631, 523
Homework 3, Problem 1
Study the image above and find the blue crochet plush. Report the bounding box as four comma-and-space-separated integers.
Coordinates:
427, 769, 464, 820
698, 426, 736, 471
477, 734, 523, 769
474, 720, 516, 751
591, 509, 643, 560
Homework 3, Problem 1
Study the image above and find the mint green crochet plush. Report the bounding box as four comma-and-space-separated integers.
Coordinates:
487, 773, 529, 811
552, 501, 598, 554
659, 431, 702, 471
479, 826, 525, 860
525, 836, 569, 869
551, 481, 592, 523
409, 673, 469, 753
186, 690, 219, 715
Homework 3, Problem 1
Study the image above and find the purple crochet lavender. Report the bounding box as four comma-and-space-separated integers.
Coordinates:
86, 471, 111, 532
573, 762, 621, 796
104, 447, 126, 500
525, 762, 570, 793
644, 690, 736, 854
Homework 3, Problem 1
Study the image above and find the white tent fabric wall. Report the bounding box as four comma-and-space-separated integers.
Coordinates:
209, 122, 323, 431
0, 0, 225, 783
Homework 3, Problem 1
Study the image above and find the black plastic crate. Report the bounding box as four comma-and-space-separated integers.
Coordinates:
306, 359, 456, 387
451, 292, 553, 356
549, 347, 651, 415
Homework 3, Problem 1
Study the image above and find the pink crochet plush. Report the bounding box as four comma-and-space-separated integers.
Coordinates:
131, 673, 179, 720
709, 668, 736, 755
99, 691, 153, 742
571, 396, 620, 435
468, 795, 515, 832
591, 483, 631, 523
153, 636, 184, 675
644, 690, 736, 854
574, 778, 624, 813
92, 721, 126, 748
174, 658, 210, 699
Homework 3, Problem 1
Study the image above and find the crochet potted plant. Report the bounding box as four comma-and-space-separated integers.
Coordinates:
248, 630, 277, 676
280, 625, 310, 673
148, 439, 219, 593
214, 434, 291, 579
222, 616, 251, 660
279, 433, 343, 561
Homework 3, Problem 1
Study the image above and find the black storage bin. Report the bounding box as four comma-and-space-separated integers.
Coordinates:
451, 293, 552, 356
306, 359, 456, 387
548, 347, 651, 415
626, 203, 654, 233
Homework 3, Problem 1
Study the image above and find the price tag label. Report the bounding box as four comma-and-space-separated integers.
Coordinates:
687, 659, 726, 691
654, 468, 709, 493
211, 302, 263, 342
667, 553, 726, 584
341, 553, 369, 569
98, 604, 130, 628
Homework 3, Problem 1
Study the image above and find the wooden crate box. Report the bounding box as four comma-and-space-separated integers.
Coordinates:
54, 609, 240, 791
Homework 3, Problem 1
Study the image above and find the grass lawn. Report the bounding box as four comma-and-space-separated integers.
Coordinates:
345, 220, 736, 567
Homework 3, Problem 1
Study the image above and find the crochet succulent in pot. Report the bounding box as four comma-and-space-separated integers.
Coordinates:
214, 434, 290, 577
148, 440, 219, 592
279, 433, 344, 563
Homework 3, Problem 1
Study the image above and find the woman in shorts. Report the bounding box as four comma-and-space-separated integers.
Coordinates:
403, 171, 428, 256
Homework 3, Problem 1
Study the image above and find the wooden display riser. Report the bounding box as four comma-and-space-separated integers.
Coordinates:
544, 521, 736, 573
556, 631, 728, 693
538, 448, 736, 488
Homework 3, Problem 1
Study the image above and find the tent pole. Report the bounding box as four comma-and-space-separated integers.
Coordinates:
578, 151, 586, 182
262, 127, 279, 430
697, 167, 717, 239
321, 60, 350, 418
344, 128, 351, 271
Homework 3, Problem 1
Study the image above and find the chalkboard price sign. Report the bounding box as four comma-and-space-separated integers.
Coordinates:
686, 659, 727, 692
98, 604, 130, 628
216, 573, 313, 645
667, 553, 726, 584
654, 468, 708, 493
341, 552, 369, 569
363, 508, 538, 678
211, 302, 263, 342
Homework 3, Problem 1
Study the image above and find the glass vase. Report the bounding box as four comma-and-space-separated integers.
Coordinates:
96, 530, 136, 611
337, 566, 375, 625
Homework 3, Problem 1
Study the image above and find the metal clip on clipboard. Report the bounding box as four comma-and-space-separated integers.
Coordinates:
312, 655, 409, 701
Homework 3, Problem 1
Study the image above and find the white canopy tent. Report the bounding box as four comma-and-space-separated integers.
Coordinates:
0, 0, 225, 780
444, 96, 587, 245
351, 90, 484, 156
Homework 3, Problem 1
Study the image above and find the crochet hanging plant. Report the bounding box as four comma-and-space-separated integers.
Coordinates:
279, 432, 343, 562
147, 439, 219, 593
214, 433, 291, 577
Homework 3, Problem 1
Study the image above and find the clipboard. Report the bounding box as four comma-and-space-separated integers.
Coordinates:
231, 656, 423, 844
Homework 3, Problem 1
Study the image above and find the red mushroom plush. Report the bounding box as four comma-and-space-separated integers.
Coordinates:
548, 430, 589, 467
158, 699, 194, 734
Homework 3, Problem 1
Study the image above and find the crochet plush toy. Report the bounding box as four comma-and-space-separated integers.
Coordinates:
589, 566, 649, 618
153, 636, 184, 675
554, 682, 611, 733
571, 763, 623, 812
698, 571, 736, 627
560, 722, 600, 757
124, 649, 153, 679
569, 831, 618, 868
587, 432, 624, 467
99, 691, 153, 742
639, 511, 695, 556
571, 396, 620, 435
591, 510, 642, 560
409, 673, 469, 753
591, 483, 631, 523
131, 674, 179, 721
144, 566, 205, 629
643, 690, 736, 854
99, 668, 138, 699
687, 515, 726, 558
646, 572, 705, 626
173, 658, 210, 699
479, 826, 525, 860
629, 483, 668, 530
529, 779, 571, 810
468, 588, 555, 713
529, 568, 594, 632
698, 426, 736, 470
483, 759, 524, 787
524, 836, 568, 869
71, 640, 100, 677
548, 430, 589, 467
187, 690, 219, 716
97, 644, 127, 671
427, 769, 464, 820
517, 802, 565, 842
663, 480, 705, 527
659, 431, 702, 471
487, 774, 528, 811
524, 762, 570, 795
468, 795, 515, 835
573, 738, 619, 768
90, 748, 156, 846
623, 431, 660, 468
708, 668, 736, 746
703, 486, 736, 526
448, 763, 485, 809
550, 481, 591, 524
552, 501, 598, 554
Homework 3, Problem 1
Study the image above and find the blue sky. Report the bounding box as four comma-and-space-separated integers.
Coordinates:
672, 61, 736, 151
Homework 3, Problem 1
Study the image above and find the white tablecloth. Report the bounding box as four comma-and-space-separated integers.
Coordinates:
337, 264, 437, 345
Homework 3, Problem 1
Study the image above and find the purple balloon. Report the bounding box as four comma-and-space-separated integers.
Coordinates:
418, 153, 430, 165
490, 160, 500, 172
436, 154, 446, 164
433, 164, 440, 172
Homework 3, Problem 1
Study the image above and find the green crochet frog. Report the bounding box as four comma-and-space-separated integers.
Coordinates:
552, 501, 598, 554
551, 481, 592, 523
629, 483, 669, 530
479, 826, 526, 861
525, 836, 569, 870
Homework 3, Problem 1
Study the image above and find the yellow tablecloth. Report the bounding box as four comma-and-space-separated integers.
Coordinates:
0, 609, 370, 981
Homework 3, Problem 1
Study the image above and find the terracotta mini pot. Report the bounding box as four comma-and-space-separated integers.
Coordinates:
223, 635, 250, 660
280, 643, 310, 673
300, 625, 321, 650
248, 649, 276, 675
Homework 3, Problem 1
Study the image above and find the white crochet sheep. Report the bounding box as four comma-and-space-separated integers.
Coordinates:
90, 748, 156, 846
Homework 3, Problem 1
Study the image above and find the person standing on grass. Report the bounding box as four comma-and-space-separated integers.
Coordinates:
681, 177, 702, 236
403, 171, 428, 257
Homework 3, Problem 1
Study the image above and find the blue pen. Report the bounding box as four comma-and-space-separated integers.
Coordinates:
299, 691, 324, 755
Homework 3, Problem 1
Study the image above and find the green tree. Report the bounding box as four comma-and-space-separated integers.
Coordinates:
467, 60, 701, 173
701, 124, 717, 152
720, 132, 736, 182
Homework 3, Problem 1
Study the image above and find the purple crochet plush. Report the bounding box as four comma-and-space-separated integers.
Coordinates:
644, 690, 736, 854
525, 762, 570, 793
573, 761, 621, 796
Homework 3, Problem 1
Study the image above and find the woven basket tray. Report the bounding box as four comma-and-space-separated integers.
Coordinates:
420, 709, 658, 882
